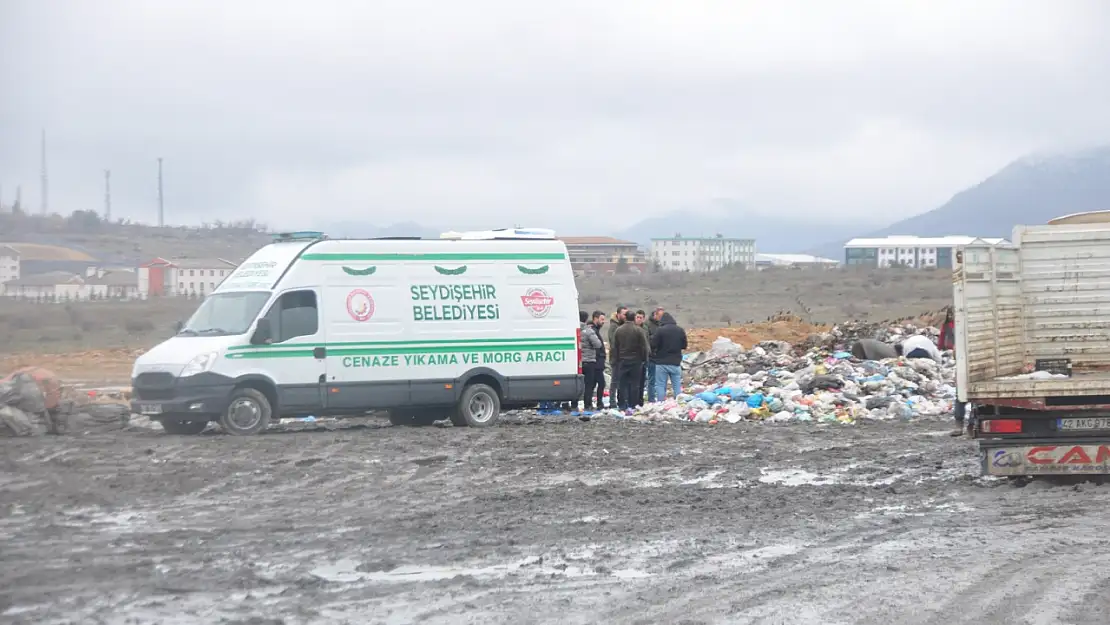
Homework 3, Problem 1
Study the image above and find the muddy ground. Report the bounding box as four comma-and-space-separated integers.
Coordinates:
3, 416, 1108, 625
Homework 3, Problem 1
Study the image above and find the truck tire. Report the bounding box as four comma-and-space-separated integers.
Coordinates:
159, 419, 208, 435
453, 383, 501, 428
218, 388, 272, 436
388, 409, 447, 427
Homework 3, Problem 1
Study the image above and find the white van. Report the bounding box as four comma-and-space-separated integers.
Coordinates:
130, 229, 585, 435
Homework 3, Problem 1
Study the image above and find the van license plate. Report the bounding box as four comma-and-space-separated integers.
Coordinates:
139, 404, 163, 415
1058, 418, 1110, 431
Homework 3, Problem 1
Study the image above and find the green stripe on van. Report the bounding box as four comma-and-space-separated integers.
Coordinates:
226, 336, 576, 351
301, 252, 565, 261
226, 341, 575, 360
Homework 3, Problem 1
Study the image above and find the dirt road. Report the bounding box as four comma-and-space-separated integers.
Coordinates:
3, 417, 1109, 624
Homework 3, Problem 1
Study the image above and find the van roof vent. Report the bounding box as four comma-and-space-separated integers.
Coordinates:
440, 228, 556, 240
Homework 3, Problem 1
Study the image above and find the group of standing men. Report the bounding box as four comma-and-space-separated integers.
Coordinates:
578, 305, 688, 412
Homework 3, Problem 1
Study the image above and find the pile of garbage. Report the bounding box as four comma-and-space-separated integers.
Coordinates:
606, 322, 955, 425
0, 366, 131, 437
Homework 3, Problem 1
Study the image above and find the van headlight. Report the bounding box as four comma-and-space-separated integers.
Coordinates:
180, 352, 219, 377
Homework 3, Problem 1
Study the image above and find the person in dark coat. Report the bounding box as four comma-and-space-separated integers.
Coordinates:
635, 310, 649, 403
936, 307, 968, 436
650, 312, 687, 399
612, 310, 649, 410
606, 305, 628, 407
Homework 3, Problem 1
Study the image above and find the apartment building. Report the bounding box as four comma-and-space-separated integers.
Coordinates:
139, 257, 239, 297
843, 236, 1009, 269
650, 235, 756, 272
559, 236, 647, 274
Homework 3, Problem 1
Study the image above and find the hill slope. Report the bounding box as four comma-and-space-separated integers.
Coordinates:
878, 147, 1110, 237
812, 146, 1110, 258
614, 199, 877, 255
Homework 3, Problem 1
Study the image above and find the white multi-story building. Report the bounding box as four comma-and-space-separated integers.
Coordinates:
650, 235, 756, 272
0, 245, 20, 285
843, 235, 1009, 269
139, 257, 239, 297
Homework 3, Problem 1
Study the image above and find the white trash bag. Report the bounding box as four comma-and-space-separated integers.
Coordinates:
710, 337, 742, 356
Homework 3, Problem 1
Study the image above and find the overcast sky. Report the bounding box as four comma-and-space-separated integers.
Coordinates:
3, 0, 1110, 234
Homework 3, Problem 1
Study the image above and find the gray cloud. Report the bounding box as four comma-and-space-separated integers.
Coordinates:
3, 0, 1110, 234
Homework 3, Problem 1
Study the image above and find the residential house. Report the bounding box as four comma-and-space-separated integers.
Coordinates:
558, 236, 647, 275
1, 271, 83, 299
843, 236, 1010, 269
0, 244, 19, 285
139, 257, 239, 297
650, 235, 757, 272
86, 268, 140, 299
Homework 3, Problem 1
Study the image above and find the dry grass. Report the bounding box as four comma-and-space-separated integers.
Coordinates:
0, 297, 193, 353
0, 267, 950, 353
577, 266, 953, 328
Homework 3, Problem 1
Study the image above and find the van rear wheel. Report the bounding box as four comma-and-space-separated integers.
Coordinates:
218, 388, 272, 436
453, 383, 501, 428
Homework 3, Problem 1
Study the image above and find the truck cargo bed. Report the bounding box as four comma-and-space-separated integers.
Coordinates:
970, 370, 1110, 399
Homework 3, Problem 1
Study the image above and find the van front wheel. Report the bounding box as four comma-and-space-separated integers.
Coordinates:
453, 383, 501, 428
219, 388, 272, 436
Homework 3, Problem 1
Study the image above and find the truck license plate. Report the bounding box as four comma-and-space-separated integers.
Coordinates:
139, 404, 163, 415
1058, 418, 1110, 431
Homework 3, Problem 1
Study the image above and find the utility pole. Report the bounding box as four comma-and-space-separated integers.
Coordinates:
104, 169, 112, 222
157, 157, 164, 227
40, 129, 48, 215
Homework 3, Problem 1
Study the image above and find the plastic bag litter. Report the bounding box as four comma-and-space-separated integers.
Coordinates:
582, 318, 958, 426
710, 337, 742, 356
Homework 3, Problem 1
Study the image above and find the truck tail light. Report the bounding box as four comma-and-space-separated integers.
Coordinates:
982, 419, 1022, 434
576, 327, 582, 375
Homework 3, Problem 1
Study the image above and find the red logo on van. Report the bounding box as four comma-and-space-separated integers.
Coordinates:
521, 288, 555, 318
346, 289, 375, 322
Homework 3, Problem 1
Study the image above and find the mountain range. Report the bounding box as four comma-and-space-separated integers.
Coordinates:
844, 146, 1110, 241
321, 146, 1110, 256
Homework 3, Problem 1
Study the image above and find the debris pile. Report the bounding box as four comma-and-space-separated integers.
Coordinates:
607, 321, 955, 425
0, 367, 131, 437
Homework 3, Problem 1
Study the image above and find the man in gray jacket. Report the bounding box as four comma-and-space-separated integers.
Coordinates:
579, 310, 605, 411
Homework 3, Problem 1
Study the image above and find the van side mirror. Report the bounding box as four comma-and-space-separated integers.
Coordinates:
251, 318, 272, 345
174, 320, 184, 334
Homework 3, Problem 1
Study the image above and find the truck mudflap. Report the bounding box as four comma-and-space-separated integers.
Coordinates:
980, 439, 1110, 476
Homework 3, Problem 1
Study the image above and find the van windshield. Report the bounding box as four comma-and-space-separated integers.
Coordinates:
179, 291, 272, 336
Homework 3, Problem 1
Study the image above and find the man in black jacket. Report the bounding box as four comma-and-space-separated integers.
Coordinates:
651, 312, 687, 400
612, 310, 650, 410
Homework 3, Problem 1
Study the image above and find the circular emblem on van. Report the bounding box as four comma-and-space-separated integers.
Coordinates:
346, 289, 375, 322
520, 287, 555, 318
